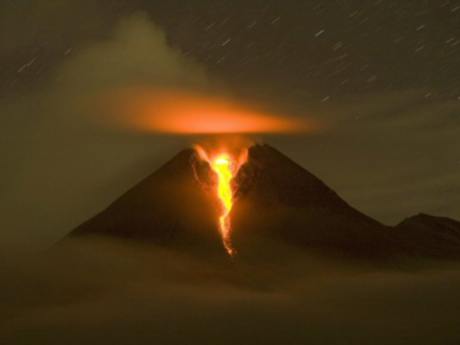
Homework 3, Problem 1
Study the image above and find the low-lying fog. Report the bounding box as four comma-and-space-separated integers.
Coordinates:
1, 238, 460, 345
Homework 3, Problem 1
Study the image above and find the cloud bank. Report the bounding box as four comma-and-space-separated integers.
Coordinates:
1, 239, 460, 345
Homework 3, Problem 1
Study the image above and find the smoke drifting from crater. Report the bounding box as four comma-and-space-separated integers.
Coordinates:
0, 13, 209, 251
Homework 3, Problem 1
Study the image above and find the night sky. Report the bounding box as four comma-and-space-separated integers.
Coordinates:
3, 1, 460, 99
1, 1, 460, 250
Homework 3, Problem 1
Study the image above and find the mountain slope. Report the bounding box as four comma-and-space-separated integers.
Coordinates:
69, 148, 225, 255
67, 144, 460, 260
231, 145, 401, 258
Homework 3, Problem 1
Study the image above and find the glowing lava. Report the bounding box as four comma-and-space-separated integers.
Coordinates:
195, 146, 248, 256
210, 154, 235, 256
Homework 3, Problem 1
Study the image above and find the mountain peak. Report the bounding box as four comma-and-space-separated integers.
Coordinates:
66, 144, 460, 261
236, 143, 350, 209
394, 213, 460, 258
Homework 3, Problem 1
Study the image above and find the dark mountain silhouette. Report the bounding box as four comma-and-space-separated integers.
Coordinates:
231, 145, 401, 259
392, 214, 460, 259
68, 144, 460, 260
69, 149, 226, 256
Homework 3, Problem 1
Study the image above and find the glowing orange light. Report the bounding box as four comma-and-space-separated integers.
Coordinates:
195, 145, 247, 256
106, 88, 318, 134
211, 154, 235, 255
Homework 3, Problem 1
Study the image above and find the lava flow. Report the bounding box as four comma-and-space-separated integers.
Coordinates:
195, 145, 248, 256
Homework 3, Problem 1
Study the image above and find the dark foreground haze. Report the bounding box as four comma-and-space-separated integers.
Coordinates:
2, 238, 460, 345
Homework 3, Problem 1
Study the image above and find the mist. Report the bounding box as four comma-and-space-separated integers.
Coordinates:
0, 13, 207, 252
1, 238, 460, 345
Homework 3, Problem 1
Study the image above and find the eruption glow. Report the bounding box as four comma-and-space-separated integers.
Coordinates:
107, 88, 317, 134
211, 154, 235, 256
195, 145, 248, 256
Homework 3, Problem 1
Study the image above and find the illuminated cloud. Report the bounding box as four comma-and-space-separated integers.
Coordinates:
106, 88, 317, 135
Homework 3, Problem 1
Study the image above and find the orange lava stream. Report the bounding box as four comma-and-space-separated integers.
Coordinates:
210, 154, 235, 256
195, 145, 247, 256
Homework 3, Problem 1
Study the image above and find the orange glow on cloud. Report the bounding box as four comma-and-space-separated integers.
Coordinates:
110, 88, 315, 135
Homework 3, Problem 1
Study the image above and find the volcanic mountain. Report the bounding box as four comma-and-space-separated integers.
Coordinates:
68, 144, 460, 260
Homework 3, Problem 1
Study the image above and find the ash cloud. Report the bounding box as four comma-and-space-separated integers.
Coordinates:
0, 13, 207, 252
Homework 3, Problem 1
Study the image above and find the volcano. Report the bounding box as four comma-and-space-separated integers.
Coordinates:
68, 144, 460, 261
